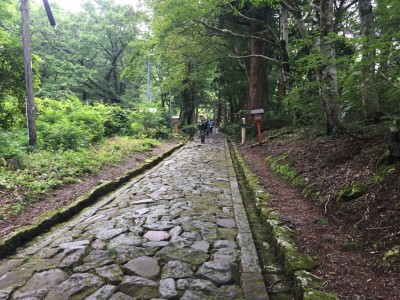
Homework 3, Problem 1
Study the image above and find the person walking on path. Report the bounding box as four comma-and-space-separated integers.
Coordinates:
215, 121, 220, 134
198, 119, 207, 143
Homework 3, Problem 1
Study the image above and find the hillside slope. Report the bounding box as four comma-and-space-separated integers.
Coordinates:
237, 126, 400, 299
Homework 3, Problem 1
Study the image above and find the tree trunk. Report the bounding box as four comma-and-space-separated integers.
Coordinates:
359, 0, 381, 122
247, 38, 267, 111
181, 62, 195, 125
320, 0, 341, 135
278, 5, 289, 112
247, 10, 268, 111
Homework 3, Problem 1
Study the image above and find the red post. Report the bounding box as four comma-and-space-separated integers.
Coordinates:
256, 120, 262, 145
250, 109, 264, 147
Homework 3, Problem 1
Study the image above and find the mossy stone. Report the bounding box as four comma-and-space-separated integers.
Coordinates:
294, 270, 324, 295
303, 288, 339, 300
259, 207, 281, 222
337, 185, 365, 202
284, 251, 320, 275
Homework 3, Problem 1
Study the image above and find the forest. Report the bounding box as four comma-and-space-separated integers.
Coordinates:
0, 0, 400, 297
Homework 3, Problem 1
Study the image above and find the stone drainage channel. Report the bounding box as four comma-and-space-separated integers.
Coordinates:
230, 147, 294, 300
0, 134, 295, 300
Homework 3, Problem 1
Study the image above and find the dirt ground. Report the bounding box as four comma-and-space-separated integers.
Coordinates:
237, 128, 400, 300
0, 141, 178, 239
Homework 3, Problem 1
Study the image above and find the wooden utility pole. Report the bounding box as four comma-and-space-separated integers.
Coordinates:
21, 0, 37, 148
21, 0, 55, 148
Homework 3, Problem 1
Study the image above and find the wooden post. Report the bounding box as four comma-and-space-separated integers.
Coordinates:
241, 118, 246, 145
21, 0, 37, 148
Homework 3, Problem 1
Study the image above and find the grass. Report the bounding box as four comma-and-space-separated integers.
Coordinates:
0, 137, 160, 218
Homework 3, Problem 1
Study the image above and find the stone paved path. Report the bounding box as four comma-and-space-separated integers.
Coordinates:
0, 134, 268, 300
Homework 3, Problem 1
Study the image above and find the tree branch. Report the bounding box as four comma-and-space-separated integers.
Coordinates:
197, 20, 280, 47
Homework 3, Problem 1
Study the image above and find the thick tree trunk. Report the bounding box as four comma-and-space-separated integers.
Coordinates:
246, 7, 268, 111
247, 38, 267, 111
359, 0, 381, 122
320, 0, 341, 135
181, 62, 195, 125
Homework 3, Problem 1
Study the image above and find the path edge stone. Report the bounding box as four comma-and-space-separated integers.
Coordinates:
228, 140, 339, 300
0, 142, 185, 259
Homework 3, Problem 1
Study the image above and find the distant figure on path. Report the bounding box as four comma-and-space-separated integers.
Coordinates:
205, 120, 210, 136
209, 120, 213, 133
215, 121, 220, 134
198, 120, 207, 143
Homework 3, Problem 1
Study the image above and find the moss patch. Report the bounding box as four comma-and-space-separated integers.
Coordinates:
265, 154, 304, 187
337, 184, 365, 203
302, 183, 320, 199
382, 246, 400, 269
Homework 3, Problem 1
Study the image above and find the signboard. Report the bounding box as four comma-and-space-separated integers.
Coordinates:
250, 109, 264, 115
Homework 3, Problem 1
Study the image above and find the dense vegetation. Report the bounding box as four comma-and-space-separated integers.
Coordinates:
147, 0, 400, 133
0, 0, 176, 219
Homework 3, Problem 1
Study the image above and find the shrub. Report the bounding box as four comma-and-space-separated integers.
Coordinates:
39, 121, 90, 150
0, 130, 28, 160
0, 95, 25, 130
129, 106, 173, 139
103, 106, 131, 137
36, 98, 106, 149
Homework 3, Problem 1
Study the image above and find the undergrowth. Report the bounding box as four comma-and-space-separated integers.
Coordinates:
0, 137, 159, 218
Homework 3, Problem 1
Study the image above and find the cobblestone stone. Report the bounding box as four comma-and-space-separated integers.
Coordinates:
0, 134, 268, 299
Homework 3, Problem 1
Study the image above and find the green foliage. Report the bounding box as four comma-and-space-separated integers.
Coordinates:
37, 121, 91, 150
0, 1, 34, 129
284, 81, 323, 126
0, 96, 26, 130
30, 0, 144, 103
0, 136, 160, 215
130, 105, 173, 139
1, 96, 168, 171
0, 130, 29, 160
35, 98, 105, 150
103, 106, 132, 137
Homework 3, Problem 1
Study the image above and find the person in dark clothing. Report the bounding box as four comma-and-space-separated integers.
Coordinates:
198, 120, 207, 143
